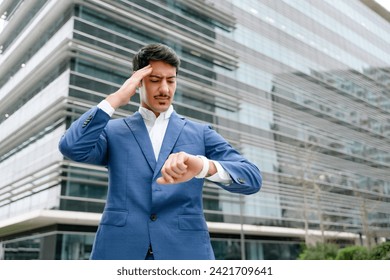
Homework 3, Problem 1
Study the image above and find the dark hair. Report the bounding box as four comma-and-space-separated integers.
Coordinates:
132, 43, 180, 74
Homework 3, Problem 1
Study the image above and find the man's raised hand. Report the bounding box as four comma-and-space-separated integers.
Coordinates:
106, 65, 152, 109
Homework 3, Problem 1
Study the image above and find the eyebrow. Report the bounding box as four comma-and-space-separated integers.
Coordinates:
149, 74, 176, 79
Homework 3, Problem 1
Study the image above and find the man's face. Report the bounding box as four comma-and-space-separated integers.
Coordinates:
139, 60, 177, 116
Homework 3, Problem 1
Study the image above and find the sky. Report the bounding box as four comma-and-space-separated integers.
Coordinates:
375, 0, 390, 11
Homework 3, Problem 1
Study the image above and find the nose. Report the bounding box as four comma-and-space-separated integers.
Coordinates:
160, 80, 169, 94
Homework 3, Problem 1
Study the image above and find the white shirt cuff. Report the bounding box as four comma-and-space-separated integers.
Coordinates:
206, 161, 232, 184
195, 156, 210, 178
97, 100, 115, 117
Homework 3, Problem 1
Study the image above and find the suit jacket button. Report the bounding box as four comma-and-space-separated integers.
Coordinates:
150, 214, 157, 221
238, 178, 245, 184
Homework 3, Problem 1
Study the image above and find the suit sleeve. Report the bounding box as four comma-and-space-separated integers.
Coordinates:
58, 106, 110, 166
204, 125, 262, 195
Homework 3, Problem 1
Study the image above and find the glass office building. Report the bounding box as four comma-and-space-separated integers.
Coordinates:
0, 0, 389, 260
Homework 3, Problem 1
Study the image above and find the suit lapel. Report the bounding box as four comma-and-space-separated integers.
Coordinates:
153, 112, 185, 180
124, 112, 156, 171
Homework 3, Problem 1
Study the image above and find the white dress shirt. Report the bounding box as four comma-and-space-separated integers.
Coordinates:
138, 105, 172, 160
97, 100, 231, 183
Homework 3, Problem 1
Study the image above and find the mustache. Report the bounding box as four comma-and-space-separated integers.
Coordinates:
154, 93, 170, 98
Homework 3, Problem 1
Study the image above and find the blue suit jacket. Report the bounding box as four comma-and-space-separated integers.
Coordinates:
59, 106, 262, 260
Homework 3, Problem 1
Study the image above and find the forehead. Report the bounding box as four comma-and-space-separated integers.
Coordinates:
149, 60, 176, 77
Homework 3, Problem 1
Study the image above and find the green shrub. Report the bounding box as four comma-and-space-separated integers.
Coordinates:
336, 246, 368, 260
298, 242, 338, 260
298, 241, 390, 260
369, 242, 390, 260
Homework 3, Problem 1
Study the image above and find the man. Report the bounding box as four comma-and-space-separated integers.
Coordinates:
59, 43, 262, 260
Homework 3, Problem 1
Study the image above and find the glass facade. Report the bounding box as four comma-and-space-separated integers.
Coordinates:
0, 0, 389, 259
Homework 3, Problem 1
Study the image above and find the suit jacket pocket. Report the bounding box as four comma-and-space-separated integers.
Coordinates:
178, 214, 208, 231
100, 209, 128, 227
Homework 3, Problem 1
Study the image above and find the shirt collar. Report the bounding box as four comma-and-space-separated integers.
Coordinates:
138, 105, 174, 121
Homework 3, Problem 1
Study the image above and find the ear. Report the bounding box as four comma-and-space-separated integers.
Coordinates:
138, 81, 144, 97
137, 79, 143, 89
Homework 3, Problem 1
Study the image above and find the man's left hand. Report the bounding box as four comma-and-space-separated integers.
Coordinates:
156, 152, 204, 184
